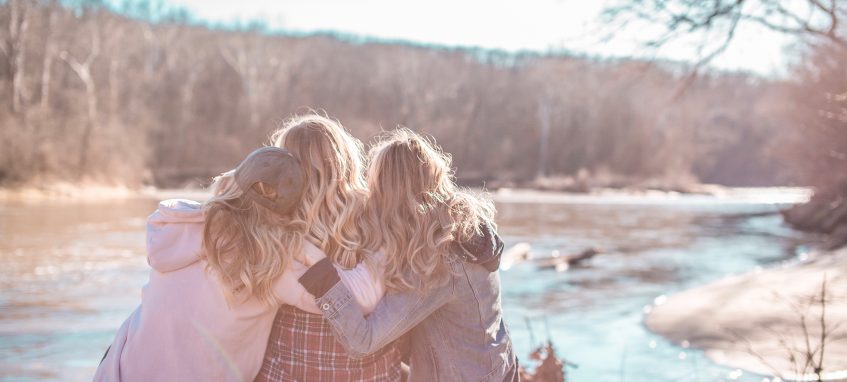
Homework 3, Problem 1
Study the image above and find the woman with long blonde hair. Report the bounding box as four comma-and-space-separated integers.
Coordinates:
298, 129, 519, 382
271, 113, 370, 268
257, 114, 402, 381
94, 147, 383, 382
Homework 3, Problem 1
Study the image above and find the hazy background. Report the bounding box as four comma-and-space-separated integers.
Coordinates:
2, 1, 847, 381
1, 0, 843, 194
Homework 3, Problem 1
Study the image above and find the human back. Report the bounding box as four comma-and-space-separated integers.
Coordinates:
120, 199, 296, 382
368, 129, 515, 381
295, 128, 518, 382
258, 114, 401, 382
270, 114, 371, 268
95, 148, 322, 382
363, 128, 497, 291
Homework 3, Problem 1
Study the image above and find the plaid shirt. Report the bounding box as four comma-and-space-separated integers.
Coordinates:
256, 305, 402, 382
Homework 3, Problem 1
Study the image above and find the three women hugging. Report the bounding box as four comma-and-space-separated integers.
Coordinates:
94, 114, 518, 382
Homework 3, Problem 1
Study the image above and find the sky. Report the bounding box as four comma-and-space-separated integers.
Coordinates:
162, 0, 794, 76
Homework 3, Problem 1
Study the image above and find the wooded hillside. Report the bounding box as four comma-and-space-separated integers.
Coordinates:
0, 1, 812, 188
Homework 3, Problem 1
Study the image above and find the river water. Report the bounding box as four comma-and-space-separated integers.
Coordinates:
0, 189, 816, 381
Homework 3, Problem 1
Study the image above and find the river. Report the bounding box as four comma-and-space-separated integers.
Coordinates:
0, 189, 816, 381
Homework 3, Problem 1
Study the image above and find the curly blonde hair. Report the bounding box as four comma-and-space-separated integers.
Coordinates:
364, 128, 495, 291
270, 114, 370, 269
201, 171, 306, 307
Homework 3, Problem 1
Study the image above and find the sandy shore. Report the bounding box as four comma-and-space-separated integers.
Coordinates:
646, 248, 847, 381
0, 182, 143, 202
0, 183, 811, 204
492, 187, 810, 205
0, 184, 211, 203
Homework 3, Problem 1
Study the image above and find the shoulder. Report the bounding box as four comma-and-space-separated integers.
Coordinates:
301, 240, 330, 265
451, 219, 503, 272
302, 240, 323, 254
149, 199, 204, 225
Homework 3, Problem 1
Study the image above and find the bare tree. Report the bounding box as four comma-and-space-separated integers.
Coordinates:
219, 32, 266, 129
602, 0, 847, 68
602, 0, 847, 240
59, 14, 100, 174
1, 0, 31, 114
38, 0, 59, 110
0, 1, 800, 190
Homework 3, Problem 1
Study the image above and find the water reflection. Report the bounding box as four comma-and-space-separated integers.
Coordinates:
495, 200, 814, 381
0, 199, 156, 381
0, 195, 817, 381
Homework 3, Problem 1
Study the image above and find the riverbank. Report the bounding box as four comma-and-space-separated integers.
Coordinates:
492, 187, 810, 205
646, 248, 847, 381
0, 184, 209, 203
1, 182, 812, 205
0, 188, 809, 381
0, 183, 142, 202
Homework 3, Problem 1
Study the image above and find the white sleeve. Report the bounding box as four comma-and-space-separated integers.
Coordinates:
336, 258, 385, 314
272, 260, 321, 314
275, 243, 385, 314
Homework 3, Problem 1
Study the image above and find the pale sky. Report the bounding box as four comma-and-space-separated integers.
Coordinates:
163, 0, 793, 76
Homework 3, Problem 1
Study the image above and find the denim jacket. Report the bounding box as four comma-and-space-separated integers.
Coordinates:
299, 223, 518, 382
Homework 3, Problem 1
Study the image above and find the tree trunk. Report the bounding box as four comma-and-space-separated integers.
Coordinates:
39, 5, 57, 110
7, 0, 30, 114
40, 47, 54, 110
78, 69, 97, 174
537, 96, 552, 179
220, 41, 261, 129
107, 57, 119, 126
175, 69, 199, 174
58, 22, 100, 176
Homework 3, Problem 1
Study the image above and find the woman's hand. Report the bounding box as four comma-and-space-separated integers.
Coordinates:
298, 241, 328, 267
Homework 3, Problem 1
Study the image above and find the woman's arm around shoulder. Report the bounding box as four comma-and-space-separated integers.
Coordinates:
274, 242, 386, 314
298, 258, 454, 358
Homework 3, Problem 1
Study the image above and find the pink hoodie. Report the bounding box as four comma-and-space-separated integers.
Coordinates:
94, 199, 384, 382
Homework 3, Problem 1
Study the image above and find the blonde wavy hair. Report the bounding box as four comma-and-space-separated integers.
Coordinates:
364, 128, 495, 291
270, 114, 370, 269
202, 171, 306, 307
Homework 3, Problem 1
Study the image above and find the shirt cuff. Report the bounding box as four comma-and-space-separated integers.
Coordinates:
298, 258, 341, 297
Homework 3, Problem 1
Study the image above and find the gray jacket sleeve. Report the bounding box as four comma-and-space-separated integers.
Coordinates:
300, 266, 454, 358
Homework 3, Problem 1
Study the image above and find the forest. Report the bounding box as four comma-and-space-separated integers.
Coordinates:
0, 0, 843, 192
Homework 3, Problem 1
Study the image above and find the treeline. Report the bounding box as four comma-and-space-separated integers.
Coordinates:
782, 40, 847, 248
0, 1, 807, 188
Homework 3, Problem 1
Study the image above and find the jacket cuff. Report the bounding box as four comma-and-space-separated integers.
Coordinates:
315, 280, 354, 320
298, 258, 341, 297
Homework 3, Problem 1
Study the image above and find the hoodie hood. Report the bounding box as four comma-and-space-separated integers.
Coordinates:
452, 221, 504, 272
146, 199, 205, 273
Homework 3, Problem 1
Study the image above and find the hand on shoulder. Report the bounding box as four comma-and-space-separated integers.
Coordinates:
298, 240, 328, 267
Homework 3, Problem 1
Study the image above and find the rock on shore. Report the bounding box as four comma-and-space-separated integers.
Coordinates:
646, 249, 847, 380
